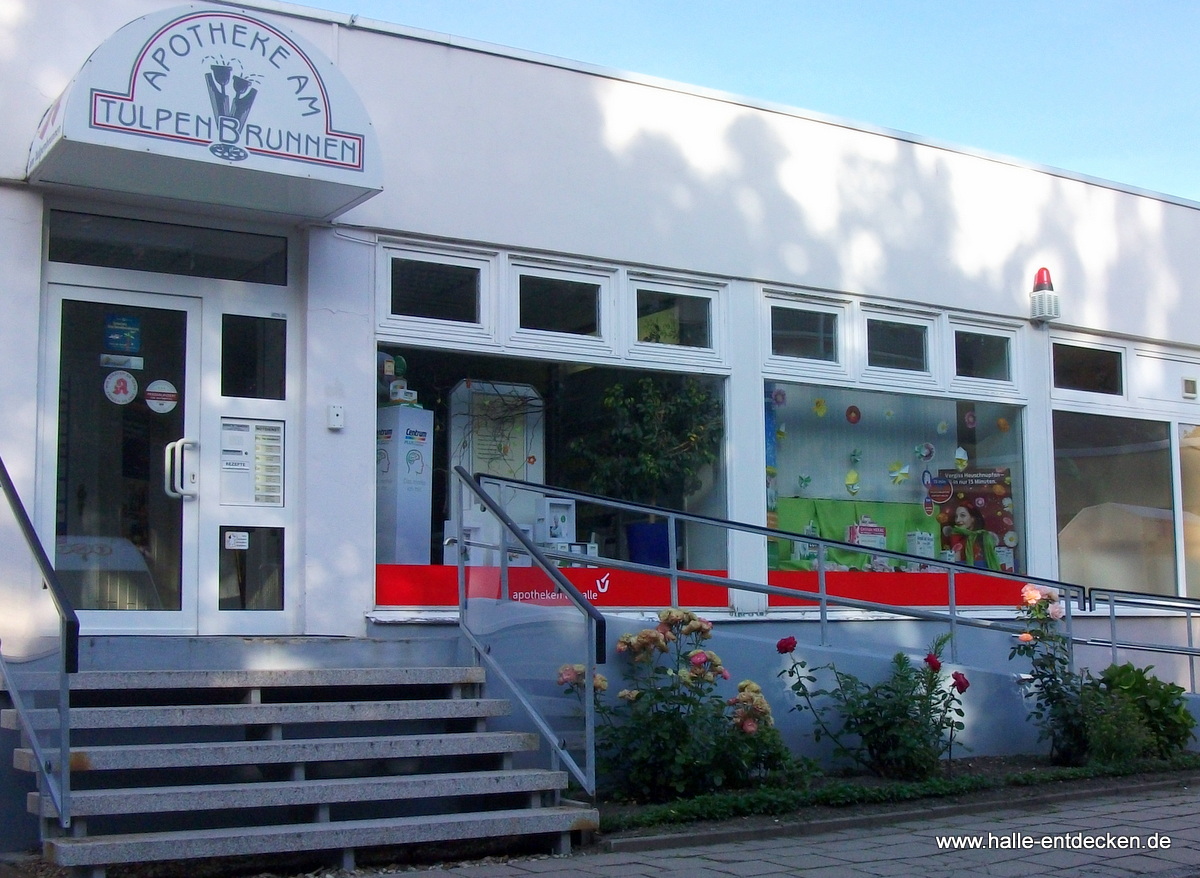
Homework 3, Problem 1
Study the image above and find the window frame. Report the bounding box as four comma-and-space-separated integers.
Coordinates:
376, 242, 500, 350
761, 290, 850, 381
626, 273, 725, 368
859, 307, 939, 388
506, 258, 617, 358
948, 319, 1021, 397
1050, 335, 1128, 403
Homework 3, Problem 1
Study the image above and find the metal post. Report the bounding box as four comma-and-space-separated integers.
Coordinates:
667, 512, 679, 608
947, 567, 959, 663
1189, 610, 1196, 694
817, 544, 829, 647
1108, 596, 1118, 666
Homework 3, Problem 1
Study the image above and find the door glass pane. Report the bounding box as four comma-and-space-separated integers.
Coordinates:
222, 314, 286, 399
55, 301, 186, 610
1180, 424, 1200, 599
1053, 411, 1174, 595
219, 526, 284, 610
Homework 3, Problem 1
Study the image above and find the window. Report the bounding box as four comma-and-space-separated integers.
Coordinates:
519, 275, 600, 336
867, 319, 927, 372
390, 258, 479, 324
1053, 343, 1122, 394
48, 211, 287, 285
955, 331, 1011, 381
1053, 411, 1172, 595
764, 381, 1025, 577
636, 290, 711, 348
771, 307, 837, 361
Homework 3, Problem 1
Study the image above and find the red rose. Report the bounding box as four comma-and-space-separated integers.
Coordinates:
952, 671, 970, 694
924, 653, 942, 672
776, 636, 797, 654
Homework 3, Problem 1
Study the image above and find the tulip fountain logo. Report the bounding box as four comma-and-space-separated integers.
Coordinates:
204, 57, 259, 161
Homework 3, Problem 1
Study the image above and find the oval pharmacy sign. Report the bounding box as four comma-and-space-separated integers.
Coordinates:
88, 9, 367, 171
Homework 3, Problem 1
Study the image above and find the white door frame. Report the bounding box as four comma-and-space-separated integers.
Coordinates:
41, 265, 301, 635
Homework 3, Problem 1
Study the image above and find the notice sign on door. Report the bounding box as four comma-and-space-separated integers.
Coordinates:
220, 418, 284, 507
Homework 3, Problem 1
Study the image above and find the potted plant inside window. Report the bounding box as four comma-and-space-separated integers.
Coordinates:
567, 374, 723, 566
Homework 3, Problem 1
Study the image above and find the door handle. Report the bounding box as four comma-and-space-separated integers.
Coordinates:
163, 438, 198, 500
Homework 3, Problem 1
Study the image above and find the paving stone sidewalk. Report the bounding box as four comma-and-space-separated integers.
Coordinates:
428, 784, 1200, 877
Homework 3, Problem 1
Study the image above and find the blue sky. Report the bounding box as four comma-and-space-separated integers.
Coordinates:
296, 0, 1200, 202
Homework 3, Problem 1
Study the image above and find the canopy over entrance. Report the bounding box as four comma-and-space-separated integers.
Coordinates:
28, 4, 382, 220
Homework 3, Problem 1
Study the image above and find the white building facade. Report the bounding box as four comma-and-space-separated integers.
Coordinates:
3, 0, 1200, 648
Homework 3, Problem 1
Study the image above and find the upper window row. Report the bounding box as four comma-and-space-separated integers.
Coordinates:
769, 303, 1130, 396
387, 253, 716, 353
768, 303, 1013, 383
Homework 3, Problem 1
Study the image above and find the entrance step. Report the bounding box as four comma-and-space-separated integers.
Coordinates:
4, 666, 596, 875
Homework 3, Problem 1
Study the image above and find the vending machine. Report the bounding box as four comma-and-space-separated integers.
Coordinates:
376, 404, 435, 564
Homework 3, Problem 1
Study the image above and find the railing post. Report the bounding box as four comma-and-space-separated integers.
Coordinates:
817, 544, 829, 647
1064, 586, 1077, 675
947, 566, 959, 663
667, 512, 679, 608
56, 653, 71, 829
1189, 609, 1197, 694
1108, 595, 1118, 666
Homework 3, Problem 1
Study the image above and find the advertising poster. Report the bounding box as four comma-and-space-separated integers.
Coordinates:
936, 468, 1016, 572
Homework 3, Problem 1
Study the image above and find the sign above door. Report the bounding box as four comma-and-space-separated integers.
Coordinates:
27, 4, 383, 220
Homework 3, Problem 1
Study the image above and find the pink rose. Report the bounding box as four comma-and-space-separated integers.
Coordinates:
690, 651, 707, 667
1048, 602, 1065, 621
742, 719, 758, 734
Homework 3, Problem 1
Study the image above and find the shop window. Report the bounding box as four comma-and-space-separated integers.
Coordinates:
222, 314, 286, 400
867, 319, 927, 372
771, 307, 838, 362
390, 258, 479, 324
48, 211, 287, 285
519, 275, 600, 336
764, 382, 1024, 577
1181, 424, 1200, 599
1053, 411, 1173, 595
1053, 343, 1122, 395
955, 331, 1011, 381
636, 290, 711, 348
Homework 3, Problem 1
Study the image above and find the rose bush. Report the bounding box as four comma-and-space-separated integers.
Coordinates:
592, 608, 803, 802
779, 632, 968, 780
1010, 584, 1194, 765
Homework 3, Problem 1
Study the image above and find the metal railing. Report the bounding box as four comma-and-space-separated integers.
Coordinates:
452, 467, 605, 796
465, 473, 1086, 663
0, 455, 78, 829
1084, 588, 1200, 692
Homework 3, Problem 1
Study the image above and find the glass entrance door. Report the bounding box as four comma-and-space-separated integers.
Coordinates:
52, 291, 201, 632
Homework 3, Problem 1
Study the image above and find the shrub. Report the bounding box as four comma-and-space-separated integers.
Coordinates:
779, 632, 968, 781
593, 608, 809, 802
1094, 662, 1195, 760
1011, 585, 1196, 765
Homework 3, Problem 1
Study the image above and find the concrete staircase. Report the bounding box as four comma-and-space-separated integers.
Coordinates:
4, 666, 597, 876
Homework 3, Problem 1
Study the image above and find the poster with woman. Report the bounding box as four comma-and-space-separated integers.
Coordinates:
937, 468, 1016, 572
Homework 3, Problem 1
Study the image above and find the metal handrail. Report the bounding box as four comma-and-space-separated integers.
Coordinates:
453, 467, 605, 795
1087, 588, 1200, 691
0, 454, 77, 828
470, 473, 1088, 664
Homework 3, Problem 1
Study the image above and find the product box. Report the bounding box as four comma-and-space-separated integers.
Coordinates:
904, 530, 935, 572
846, 516, 889, 570
846, 517, 887, 550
